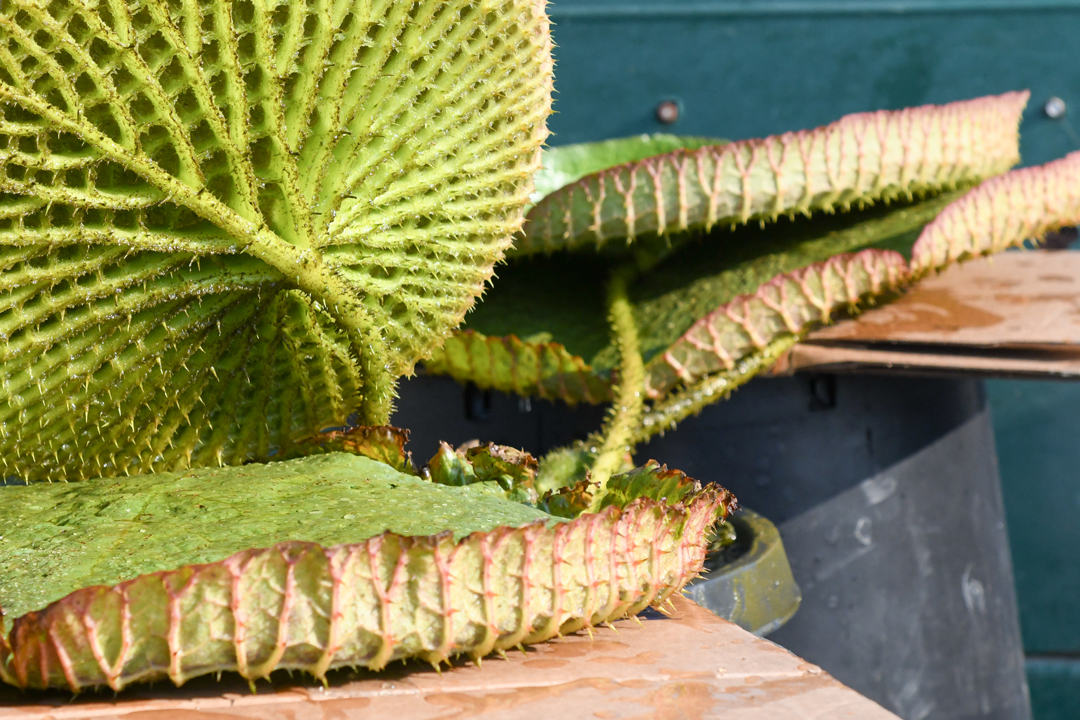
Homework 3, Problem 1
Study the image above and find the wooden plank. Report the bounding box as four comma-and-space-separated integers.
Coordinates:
0, 597, 898, 720
775, 344, 1080, 378
777, 250, 1080, 377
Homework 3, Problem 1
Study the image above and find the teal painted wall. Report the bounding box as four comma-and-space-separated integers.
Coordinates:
544, 2, 1080, 715
1025, 659, 1080, 720
989, 378, 1080, 720
547, 2, 1080, 167
988, 379, 1080, 654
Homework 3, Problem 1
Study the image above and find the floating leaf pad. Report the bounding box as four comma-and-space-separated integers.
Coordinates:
0, 453, 556, 622
0, 457, 733, 692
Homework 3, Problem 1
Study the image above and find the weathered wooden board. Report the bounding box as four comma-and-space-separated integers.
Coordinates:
0, 597, 897, 719
777, 250, 1080, 377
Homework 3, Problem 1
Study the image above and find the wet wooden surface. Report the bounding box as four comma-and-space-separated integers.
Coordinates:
776, 250, 1080, 377
0, 596, 897, 719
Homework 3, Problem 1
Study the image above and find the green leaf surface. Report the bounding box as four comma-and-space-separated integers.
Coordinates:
0, 0, 554, 480
2, 481, 733, 691
531, 134, 723, 202
0, 453, 557, 622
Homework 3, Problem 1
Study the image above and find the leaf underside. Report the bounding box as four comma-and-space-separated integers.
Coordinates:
519, 92, 1028, 256
425, 94, 1031, 405
0, 453, 734, 692
646, 248, 909, 397
0, 0, 553, 480
911, 149, 1080, 273
436, 148, 1080, 458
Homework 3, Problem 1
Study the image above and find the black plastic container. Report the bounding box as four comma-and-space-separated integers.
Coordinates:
641, 374, 1030, 720
393, 372, 1030, 720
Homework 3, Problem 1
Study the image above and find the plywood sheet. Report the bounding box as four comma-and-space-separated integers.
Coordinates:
0, 597, 897, 720
777, 251, 1080, 377
776, 343, 1080, 378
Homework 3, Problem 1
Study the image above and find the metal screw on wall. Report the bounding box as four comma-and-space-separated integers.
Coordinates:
1044, 96, 1067, 119
656, 100, 680, 124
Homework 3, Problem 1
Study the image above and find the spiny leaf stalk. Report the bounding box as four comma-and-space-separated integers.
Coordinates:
588, 268, 646, 507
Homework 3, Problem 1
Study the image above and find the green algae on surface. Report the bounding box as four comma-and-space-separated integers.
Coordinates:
0, 453, 557, 621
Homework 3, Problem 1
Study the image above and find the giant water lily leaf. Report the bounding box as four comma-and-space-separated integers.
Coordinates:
518, 92, 1028, 256
0, 0, 553, 480
644, 248, 909, 397
445, 188, 964, 384
911, 149, 1080, 273
444, 146, 1080, 427
0, 453, 735, 691
425, 94, 1029, 403
0, 453, 557, 623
